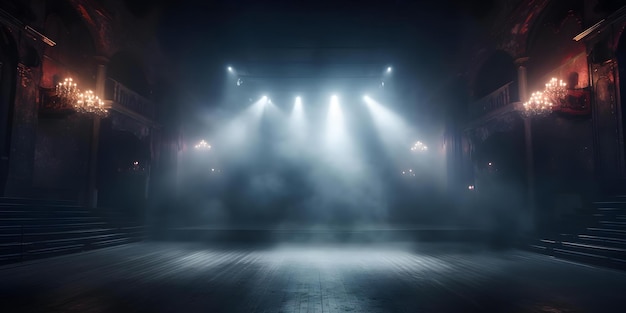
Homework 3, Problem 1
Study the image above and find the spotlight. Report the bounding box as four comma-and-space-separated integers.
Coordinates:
363, 94, 371, 102
387, 66, 392, 73
295, 96, 301, 103
227, 66, 233, 72
331, 95, 338, 102
261, 95, 268, 101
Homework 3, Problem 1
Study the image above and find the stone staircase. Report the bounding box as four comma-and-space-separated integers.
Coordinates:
0, 197, 145, 265
530, 195, 626, 270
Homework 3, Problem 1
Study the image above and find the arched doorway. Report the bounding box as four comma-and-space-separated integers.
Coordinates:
473, 50, 517, 101
98, 121, 151, 219
98, 51, 153, 220
0, 28, 17, 195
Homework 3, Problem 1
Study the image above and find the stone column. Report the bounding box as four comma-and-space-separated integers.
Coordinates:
87, 59, 107, 209
517, 57, 535, 232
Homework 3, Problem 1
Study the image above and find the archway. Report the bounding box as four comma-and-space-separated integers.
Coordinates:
97, 120, 151, 219
473, 50, 517, 100
0, 27, 17, 195
32, 6, 97, 199
98, 51, 152, 219
107, 51, 150, 97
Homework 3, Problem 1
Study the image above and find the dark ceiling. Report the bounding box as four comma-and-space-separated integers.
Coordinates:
155, 0, 485, 105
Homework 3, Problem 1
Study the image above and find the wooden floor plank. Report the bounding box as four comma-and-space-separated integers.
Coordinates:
2, 242, 626, 313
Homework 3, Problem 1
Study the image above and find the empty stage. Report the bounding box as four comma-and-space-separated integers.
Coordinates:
2, 242, 625, 312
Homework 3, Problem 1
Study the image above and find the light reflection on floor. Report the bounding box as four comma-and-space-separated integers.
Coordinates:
2, 242, 626, 313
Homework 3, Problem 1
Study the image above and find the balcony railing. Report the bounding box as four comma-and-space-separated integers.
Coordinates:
470, 81, 514, 119
106, 78, 153, 119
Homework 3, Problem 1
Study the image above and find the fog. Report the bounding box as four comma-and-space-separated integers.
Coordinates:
161, 91, 467, 233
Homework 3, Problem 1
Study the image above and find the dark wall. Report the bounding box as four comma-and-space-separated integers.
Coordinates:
0, 28, 17, 195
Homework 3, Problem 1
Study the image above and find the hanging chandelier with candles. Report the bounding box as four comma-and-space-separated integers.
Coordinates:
521, 77, 568, 118
410, 141, 428, 152
522, 91, 552, 117
55, 77, 79, 106
194, 140, 211, 150
544, 77, 567, 105
55, 77, 109, 118
75, 90, 108, 117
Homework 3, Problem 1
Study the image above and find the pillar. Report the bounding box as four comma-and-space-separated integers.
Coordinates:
87, 59, 107, 209
516, 57, 535, 232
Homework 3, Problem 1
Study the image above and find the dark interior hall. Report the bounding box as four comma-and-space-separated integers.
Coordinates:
1, 0, 626, 312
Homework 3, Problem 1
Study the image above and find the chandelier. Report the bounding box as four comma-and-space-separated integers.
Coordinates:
544, 77, 567, 105
194, 140, 211, 150
56, 77, 108, 117
76, 90, 108, 117
410, 141, 428, 152
522, 91, 552, 117
55, 77, 79, 106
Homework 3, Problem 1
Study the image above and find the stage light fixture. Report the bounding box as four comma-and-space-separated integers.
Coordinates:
227, 66, 233, 72
387, 66, 392, 73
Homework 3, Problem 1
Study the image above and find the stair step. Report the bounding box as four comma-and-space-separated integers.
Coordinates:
21, 229, 117, 243
554, 247, 606, 259
0, 233, 21, 242
599, 221, 626, 227
26, 244, 84, 255
0, 222, 106, 232
0, 212, 92, 219
592, 213, 626, 219
594, 201, 626, 205
530, 244, 548, 251
561, 241, 626, 253
0, 252, 22, 262
24, 232, 126, 246
596, 206, 626, 211
587, 227, 626, 234
550, 247, 626, 270
0, 196, 78, 204
0, 217, 101, 226
0, 198, 143, 265
90, 237, 133, 247
577, 234, 626, 248
0, 204, 83, 211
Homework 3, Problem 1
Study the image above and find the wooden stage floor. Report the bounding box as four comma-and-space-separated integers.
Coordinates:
1, 241, 625, 312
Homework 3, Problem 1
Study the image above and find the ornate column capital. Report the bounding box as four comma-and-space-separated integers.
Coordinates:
514, 57, 529, 66
92, 56, 109, 66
